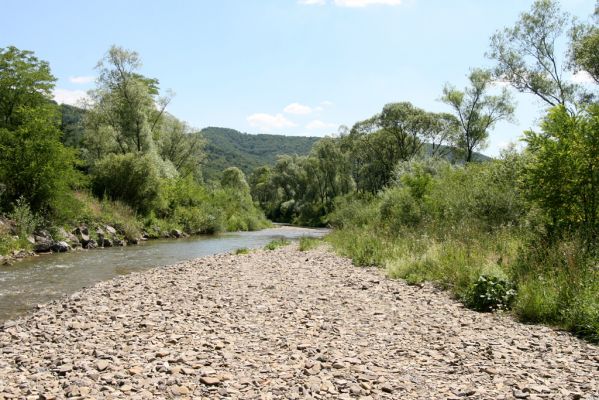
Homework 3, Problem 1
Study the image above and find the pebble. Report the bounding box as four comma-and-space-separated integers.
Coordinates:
0, 246, 595, 399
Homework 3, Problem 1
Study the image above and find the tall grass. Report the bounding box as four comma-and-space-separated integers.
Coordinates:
326, 158, 598, 342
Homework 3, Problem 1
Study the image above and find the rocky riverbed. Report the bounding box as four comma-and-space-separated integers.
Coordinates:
0, 246, 597, 399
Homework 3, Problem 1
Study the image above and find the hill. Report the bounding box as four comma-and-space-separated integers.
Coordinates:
201, 127, 320, 181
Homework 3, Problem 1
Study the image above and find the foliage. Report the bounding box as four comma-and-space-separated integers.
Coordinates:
91, 152, 175, 214
298, 236, 321, 251
488, 0, 578, 108
83, 46, 168, 157
221, 167, 250, 192
441, 69, 515, 162
8, 197, 41, 237
464, 275, 517, 312
0, 47, 80, 214
522, 105, 599, 243
264, 238, 290, 251
235, 247, 250, 255
201, 127, 319, 182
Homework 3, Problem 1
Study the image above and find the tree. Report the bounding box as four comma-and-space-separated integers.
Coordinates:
523, 104, 598, 243
570, 20, 599, 86
488, 0, 578, 109
84, 45, 170, 156
221, 167, 250, 193
0, 46, 55, 130
157, 115, 205, 180
0, 46, 78, 213
441, 69, 515, 162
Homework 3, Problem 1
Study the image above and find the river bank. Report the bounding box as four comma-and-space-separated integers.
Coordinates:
0, 245, 596, 399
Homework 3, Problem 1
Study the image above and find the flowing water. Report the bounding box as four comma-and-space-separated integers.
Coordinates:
0, 226, 328, 322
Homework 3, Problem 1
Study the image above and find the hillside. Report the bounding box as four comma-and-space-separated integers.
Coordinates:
201, 127, 320, 181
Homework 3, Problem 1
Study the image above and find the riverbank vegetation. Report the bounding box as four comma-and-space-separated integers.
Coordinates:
0, 45, 269, 259
247, 0, 598, 341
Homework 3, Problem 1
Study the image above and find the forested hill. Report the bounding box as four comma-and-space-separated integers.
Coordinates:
201, 127, 319, 181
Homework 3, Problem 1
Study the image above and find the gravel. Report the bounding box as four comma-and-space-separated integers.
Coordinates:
0, 245, 596, 399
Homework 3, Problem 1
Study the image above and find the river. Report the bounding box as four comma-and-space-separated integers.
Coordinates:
0, 225, 328, 322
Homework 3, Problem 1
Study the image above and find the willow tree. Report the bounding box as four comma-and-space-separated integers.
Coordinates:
442, 69, 515, 162
488, 0, 577, 109
84, 45, 170, 159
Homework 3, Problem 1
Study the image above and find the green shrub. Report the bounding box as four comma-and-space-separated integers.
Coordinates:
8, 197, 41, 237
299, 236, 321, 251
464, 275, 516, 312
91, 152, 170, 214
264, 238, 290, 251
235, 247, 250, 255
379, 188, 422, 230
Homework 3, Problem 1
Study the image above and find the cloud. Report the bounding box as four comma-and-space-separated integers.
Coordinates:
320, 100, 334, 107
284, 102, 313, 115
306, 120, 337, 130
53, 88, 89, 106
301, 0, 402, 6
68, 76, 95, 84
572, 70, 595, 84
247, 113, 297, 131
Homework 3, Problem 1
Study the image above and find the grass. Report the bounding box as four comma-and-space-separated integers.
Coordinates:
264, 238, 290, 251
234, 247, 250, 255
327, 224, 598, 343
298, 236, 322, 251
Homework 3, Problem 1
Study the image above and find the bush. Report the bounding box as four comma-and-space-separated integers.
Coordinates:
464, 275, 516, 312
299, 236, 321, 251
264, 238, 290, 251
91, 152, 173, 214
379, 188, 422, 230
8, 197, 41, 237
235, 247, 250, 255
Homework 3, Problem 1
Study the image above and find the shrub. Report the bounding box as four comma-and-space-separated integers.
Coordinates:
299, 236, 321, 251
235, 247, 250, 255
91, 152, 172, 214
264, 238, 290, 251
8, 197, 41, 237
464, 275, 516, 312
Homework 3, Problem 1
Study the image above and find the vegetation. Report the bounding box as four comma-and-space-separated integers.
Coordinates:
244, 0, 598, 342
0, 45, 270, 258
201, 127, 319, 181
264, 238, 290, 251
299, 236, 322, 251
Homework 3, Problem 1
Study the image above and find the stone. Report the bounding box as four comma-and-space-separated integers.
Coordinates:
50, 241, 70, 253
95, 360, 109, 371
200, 376, 221, 386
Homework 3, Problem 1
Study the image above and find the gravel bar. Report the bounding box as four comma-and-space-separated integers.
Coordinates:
0, 246, 597, 399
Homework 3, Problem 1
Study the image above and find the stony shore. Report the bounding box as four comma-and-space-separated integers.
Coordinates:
0, 245, 596, 399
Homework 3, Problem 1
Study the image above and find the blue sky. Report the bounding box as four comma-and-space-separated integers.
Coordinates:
2, 0, 595, 156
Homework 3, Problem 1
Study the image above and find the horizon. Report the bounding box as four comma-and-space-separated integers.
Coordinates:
3, 0, 596, 156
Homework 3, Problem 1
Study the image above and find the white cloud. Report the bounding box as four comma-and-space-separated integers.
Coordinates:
68, 76, 95, 84
284, 102, 313, 115
572, 70, 595, 84
306, 120, 337, 130
298, 0, 326, 4
320, 100, 334, 107
247, 113, 297, 131
53, 88, 89, 106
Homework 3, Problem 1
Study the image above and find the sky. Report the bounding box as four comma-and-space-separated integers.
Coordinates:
2, 0, 596, 156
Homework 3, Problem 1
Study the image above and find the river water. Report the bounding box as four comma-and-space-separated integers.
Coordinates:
0, 226, 328, 322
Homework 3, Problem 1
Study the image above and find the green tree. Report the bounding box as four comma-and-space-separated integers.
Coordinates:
0, 46, 55, 129
0, 46, 78, 213
84, 45, 170, 157
570, 20, 599, 86
221, 167, 250, 193
157, 115, 205, 180
523, 104, 599, 243
442, 69, 515, 162
488, 0, 577, 108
